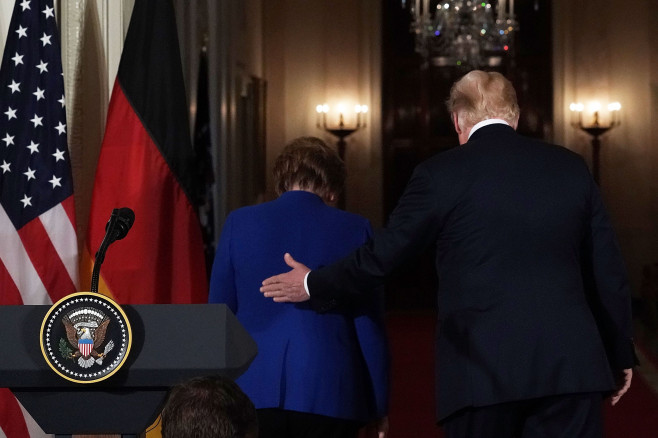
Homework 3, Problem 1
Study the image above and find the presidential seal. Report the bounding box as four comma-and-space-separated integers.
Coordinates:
40, 292, 132, 384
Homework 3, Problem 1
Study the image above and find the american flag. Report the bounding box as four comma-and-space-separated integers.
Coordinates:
1, 0, 78, 436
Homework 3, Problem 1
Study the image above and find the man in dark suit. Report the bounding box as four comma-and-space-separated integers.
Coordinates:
260, 70, 635, 438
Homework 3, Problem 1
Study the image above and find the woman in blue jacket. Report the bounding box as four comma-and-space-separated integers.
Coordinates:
209, 137, 389, 438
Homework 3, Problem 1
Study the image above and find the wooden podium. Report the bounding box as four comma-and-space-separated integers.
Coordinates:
0, 303, 257, 437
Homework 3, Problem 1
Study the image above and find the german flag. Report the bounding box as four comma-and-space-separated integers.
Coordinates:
82, 0, 208, 304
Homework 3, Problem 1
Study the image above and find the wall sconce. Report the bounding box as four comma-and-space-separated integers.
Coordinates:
316, 103, 368, 161
569, 101, 621, 185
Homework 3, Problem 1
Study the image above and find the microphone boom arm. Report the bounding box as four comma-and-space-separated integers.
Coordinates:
90, 208, 135, 294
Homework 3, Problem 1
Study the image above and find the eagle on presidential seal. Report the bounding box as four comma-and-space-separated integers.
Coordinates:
61, 307, 115, 368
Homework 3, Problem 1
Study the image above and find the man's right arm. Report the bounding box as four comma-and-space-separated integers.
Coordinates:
262, 163, 442, 304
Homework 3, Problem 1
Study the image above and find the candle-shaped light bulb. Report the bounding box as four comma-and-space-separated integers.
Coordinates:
608, 102, 621, 126
317, 103, 329, 128
569, 102, 583, 127
337, 103, 345, 127
587, 101, 601, 126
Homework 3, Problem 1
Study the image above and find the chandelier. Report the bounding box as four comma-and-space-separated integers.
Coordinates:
403, 0, 519, 68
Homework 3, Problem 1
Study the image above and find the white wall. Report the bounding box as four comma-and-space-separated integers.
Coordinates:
554, 0, 658, 293
0, 0, 14, 53
262, 0, 383, 224
0, 0, 9, 53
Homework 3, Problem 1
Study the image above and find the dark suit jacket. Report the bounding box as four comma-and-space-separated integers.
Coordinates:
209, 191, 389, 422
308, 124, 635, 421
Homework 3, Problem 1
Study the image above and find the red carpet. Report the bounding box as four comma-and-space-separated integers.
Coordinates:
384, 311, 658, 438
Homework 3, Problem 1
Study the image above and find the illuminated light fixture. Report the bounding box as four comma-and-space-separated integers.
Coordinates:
315, 102, 368, 208
402, 0, 519, 68
569, 100, 621, 185
315, 102, 368, 161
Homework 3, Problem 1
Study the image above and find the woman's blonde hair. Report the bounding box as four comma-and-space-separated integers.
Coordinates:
446, 70, 520, 131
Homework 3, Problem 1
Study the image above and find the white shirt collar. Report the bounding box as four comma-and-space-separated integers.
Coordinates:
468, 119, 510, 139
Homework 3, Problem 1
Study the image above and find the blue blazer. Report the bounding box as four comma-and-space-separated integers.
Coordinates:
209, 190, 389, 422
308, 124, 635, 421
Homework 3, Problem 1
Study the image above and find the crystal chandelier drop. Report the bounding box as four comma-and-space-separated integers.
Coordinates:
403, 0, 519, 68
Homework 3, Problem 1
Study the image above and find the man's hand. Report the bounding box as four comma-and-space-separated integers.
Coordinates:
260, 253, 311, 302
361, 416, 389, 438
376, 416, 389, 438
610, 368, 633, 406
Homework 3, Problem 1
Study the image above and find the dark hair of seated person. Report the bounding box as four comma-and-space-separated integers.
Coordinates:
161, 375, 258, 438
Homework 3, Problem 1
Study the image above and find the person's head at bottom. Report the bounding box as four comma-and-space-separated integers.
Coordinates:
161, 375, 258, 438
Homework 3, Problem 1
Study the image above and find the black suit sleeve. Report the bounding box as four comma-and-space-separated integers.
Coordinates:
309, 163, 441, 306
584, 175, 637, 370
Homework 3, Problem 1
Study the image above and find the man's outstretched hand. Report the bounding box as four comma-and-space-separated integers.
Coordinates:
260, 253, 311, 302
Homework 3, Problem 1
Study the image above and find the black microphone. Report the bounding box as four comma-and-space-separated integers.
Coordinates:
105, 207, 135, 243
91, 208, 136, 293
